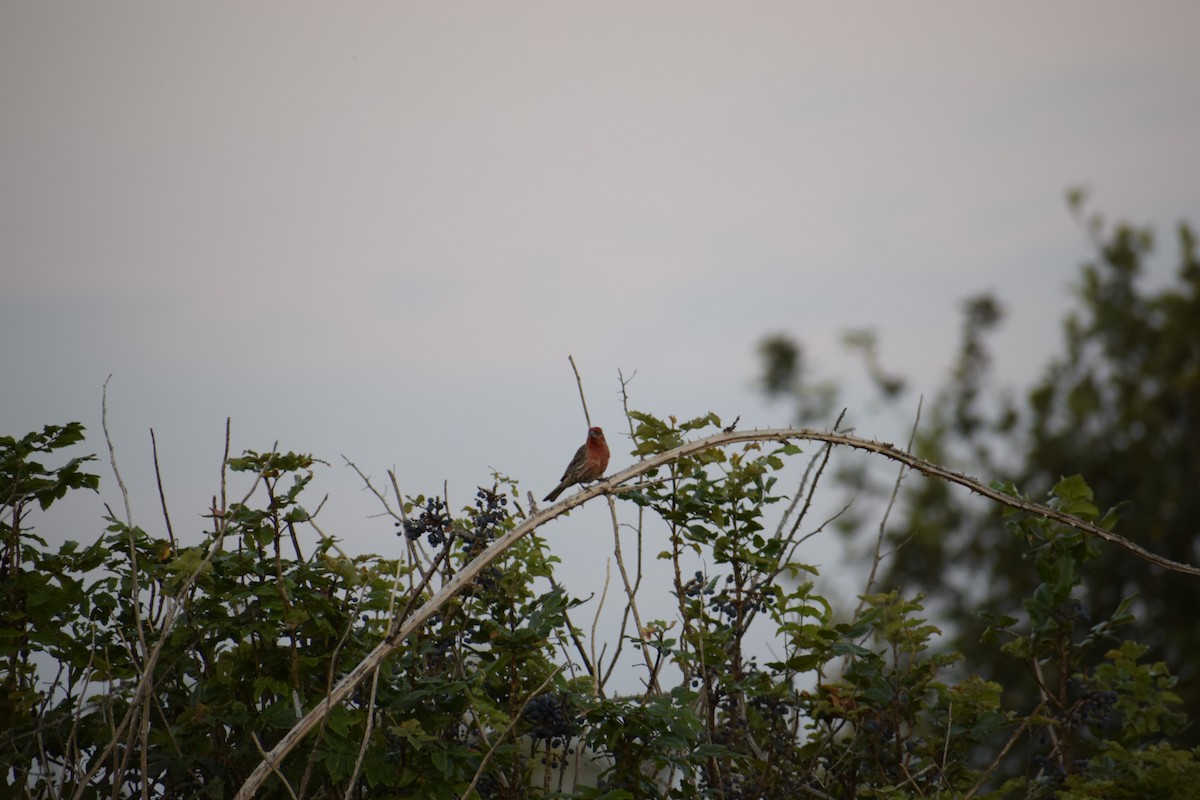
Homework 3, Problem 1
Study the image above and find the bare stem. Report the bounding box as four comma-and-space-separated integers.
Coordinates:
568, 355, 592, 428
857, 396, 923, 616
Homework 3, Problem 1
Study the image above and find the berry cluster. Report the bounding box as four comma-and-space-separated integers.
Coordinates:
1029, 753, 1069, 796
472, 487, 508, 528
860, 716, 897, 742
680, 571, 774, 622
422, 612, 461, 667
749, 692, 793, 732
523, 690, 579, 747
1051, 597, 1091, 626
394, 488, 511, 564
681, 570, 714, 599
1069, 688, 1119, 729
710, 577, 773, 620
461, 486, 512, 594
396, 496, 454, 547
458, 487, 508, 558
700, 771, 749, 800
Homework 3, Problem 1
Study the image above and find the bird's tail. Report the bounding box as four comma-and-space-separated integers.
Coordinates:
543, 482, 568, 502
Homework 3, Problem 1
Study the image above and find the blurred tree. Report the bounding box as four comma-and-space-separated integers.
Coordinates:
759, 193, 1200, 741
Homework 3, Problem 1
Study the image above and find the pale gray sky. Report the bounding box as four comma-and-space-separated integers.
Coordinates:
3, 4, 1199, 659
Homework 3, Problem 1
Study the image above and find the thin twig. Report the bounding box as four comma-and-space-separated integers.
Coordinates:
606, 495, 659, 694
743, 414, 845, 634
101, 376, 133, 527
610, 368, 660, 693
774, 409, 846, 540
345, 458, 402, 521
591, 562, 611, 697
221, 418, 231, 514
568, 355, 592, 428
858, 397, 923, 615
150, 428, 176, 553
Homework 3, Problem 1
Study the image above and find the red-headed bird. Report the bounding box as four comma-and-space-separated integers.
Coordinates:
543, 426, 610, 502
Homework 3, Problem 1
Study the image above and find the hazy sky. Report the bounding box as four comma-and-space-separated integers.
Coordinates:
3, 4, 1199, 648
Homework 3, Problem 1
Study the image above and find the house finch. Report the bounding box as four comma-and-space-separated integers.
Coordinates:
543, 426, 610, 502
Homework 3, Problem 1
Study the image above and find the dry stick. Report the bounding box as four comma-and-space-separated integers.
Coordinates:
856, 397, 923, 617
772, 443, 825, 539
233, 426, 1200, 800
606, 495, 660, 694
580, 360, 643, 693
617, 377, 651, 690
590, 562, 612, 698
597, 371, 646, 691
567, 355, 592, 428
756, 410, 849, 617
147, 433, 172, 627
150, 429, 177, 553
101, 376, 134, 528
772, 410, 846, 542
596, 581, 631, 690
220, 418, 231, 515
345, 458, 402, 522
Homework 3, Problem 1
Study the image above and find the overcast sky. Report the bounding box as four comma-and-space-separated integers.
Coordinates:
4, 4, 1199, 658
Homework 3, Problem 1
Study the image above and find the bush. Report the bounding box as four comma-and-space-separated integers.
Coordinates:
2, 413, 1197, 799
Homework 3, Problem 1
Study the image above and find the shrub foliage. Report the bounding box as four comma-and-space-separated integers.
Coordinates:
2, 411, 1198, 798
